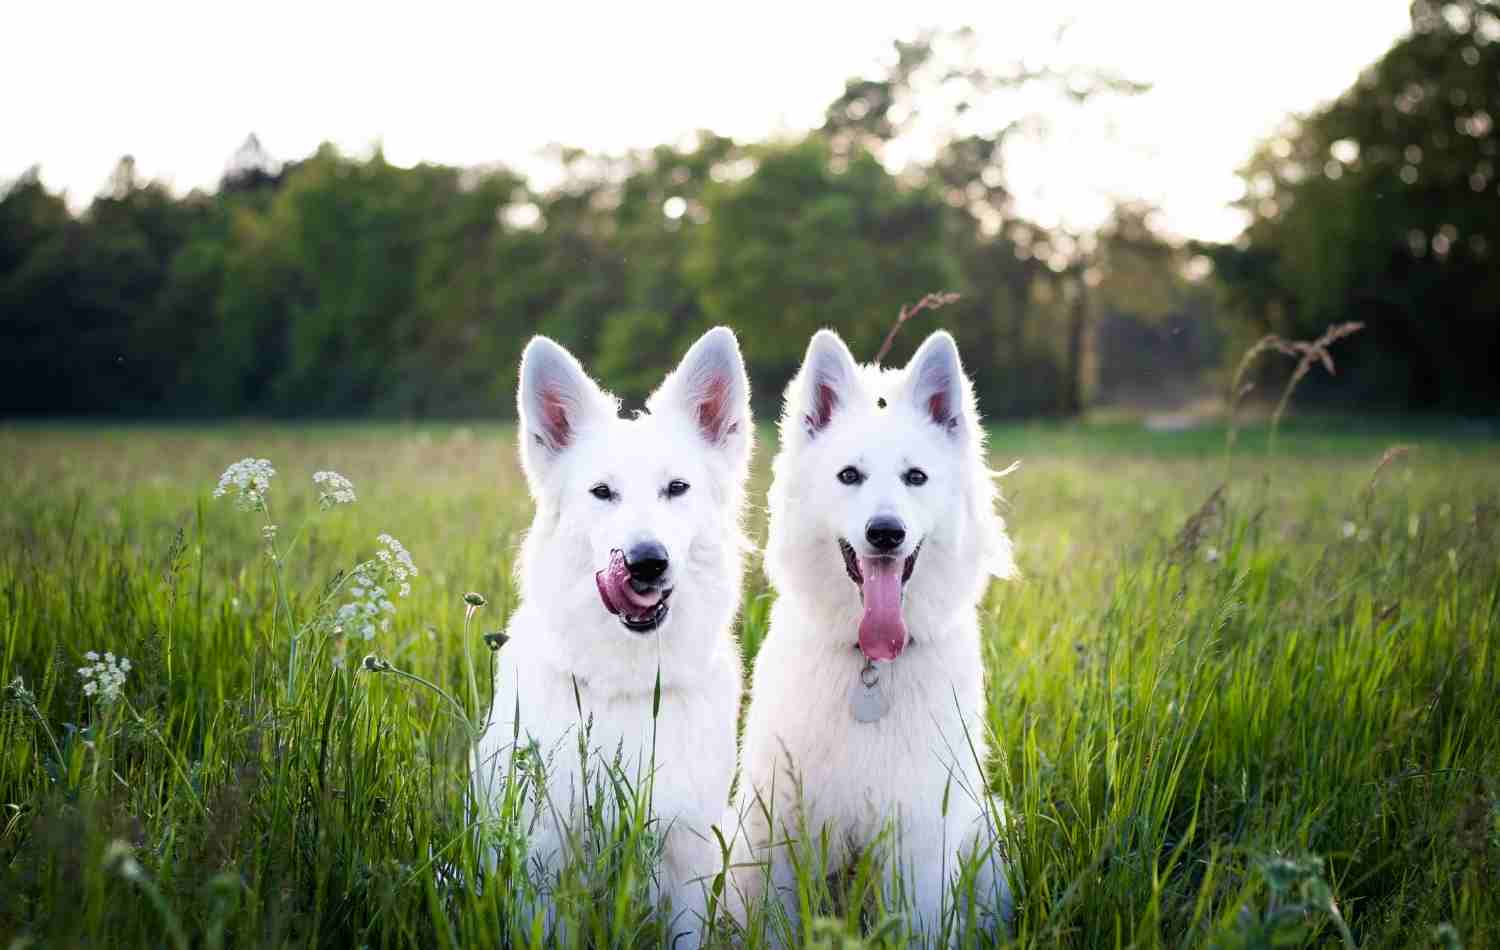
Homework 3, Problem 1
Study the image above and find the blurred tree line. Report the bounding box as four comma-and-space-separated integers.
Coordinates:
1207, 0, 1499, 412
3, 9, 1495, 419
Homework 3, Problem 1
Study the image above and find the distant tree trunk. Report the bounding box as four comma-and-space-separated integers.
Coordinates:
1005, 268, 1029, 358
1063, 269, 1088, 416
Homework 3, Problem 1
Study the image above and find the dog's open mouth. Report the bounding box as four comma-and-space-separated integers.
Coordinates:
839, 539, 920, 662
595, 549, 672, 633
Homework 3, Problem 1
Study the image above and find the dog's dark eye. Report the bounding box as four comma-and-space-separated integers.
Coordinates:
666, 479, 690, 498
590, 484, 613, 501
902, 468, 928, 487
837, 466, 864, 486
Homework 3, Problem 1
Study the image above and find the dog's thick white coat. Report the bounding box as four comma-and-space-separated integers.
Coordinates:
731, 329, 1014, 939
472, 328, 751, 943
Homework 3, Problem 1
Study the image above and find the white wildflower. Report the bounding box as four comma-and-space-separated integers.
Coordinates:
1203, 545, 1221, 564
78, 651, 131, 704
5, 675, 37, 707
213, 458, 276, 511
313, 470, 357, 508
334, 534, 419, 642
376, 533, 419, 583
103, 839, 144, 882
1341, 521, 1357, 540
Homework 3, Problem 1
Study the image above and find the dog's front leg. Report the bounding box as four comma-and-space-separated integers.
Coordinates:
722, 803, 802, 948
957, 801, 1015, 936
891, 833, 952, 944
756, 841, 803, 949
895, 807, 1014, 946
659, 822, 718, 948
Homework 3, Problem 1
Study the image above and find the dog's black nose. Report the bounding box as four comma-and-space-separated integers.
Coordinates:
865, 516, 906, 552
624, 541, 669, 583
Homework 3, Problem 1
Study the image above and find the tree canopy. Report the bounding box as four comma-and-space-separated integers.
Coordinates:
3, 15, 1491, 419
1208, 0, 1499, 411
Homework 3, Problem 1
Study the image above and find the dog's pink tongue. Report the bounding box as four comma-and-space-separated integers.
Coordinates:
596, 558, 623, 616
595, 550, 631, 616
595, 549, 663, 618
857, 557, 907, 661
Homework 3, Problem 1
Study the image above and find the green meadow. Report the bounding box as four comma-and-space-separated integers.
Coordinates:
1, 420, 1496, 947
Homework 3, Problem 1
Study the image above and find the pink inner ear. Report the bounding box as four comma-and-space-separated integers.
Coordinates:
805, 380, 839, 435
540, 389, 572, 450
696, 374, 731, 444
927, 390, 951, 426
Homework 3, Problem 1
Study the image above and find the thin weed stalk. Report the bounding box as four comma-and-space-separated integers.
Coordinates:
1224, 321, 1364, 464
872, 292, 962, 365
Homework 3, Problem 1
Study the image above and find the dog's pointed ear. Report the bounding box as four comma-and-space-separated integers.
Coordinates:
517, 336, 612, 478
903, 330, 968, 438
790, 329, 861, 442
650, 326, 751, 466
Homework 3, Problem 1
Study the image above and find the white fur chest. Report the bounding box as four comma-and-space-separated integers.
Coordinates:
476, 625, 741, 832
740, 597, 989, 846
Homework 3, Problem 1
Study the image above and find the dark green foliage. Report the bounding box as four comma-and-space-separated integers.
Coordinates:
0, 30, 1162, 421
1208, 0, 1500, 411
4, 14, 1496, 419
685, 138, 953, 394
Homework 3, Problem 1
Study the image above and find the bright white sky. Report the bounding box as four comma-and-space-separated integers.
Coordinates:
5, 0, 1410, 242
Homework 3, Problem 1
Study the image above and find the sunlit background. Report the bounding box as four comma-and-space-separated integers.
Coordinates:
3, 0, 1496, 419
7, 0, 1412, 239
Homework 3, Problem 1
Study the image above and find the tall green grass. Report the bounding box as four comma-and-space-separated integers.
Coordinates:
1, 421, 1496, 947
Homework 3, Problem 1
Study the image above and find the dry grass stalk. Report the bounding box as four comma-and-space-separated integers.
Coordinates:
873, 291, 962, 365
1226, 322, 1365, 454
1363, 445, 1411, 509
1173, 483, 1225, 560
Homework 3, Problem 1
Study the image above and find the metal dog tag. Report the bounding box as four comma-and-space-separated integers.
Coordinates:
850, 659, 891, 723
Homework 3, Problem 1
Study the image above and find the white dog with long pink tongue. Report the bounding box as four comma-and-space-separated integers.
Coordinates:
729, 328, 1016, 942
472, 328, 751, 946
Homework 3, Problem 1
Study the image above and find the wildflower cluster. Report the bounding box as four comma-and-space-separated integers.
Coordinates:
78, 651, 131, 704
335, 534, 420, 641
336, 574, 394, 641
313, 470, 357, 508
5, 675, 37, 708
103, 839, 145, 882
376, 533, 419, 598
213, 458, 276, 511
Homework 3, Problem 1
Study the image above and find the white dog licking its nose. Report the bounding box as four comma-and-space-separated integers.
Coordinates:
472, 327, 753, 946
